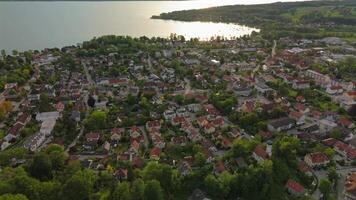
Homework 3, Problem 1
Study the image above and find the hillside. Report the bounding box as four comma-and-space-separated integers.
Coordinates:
152, 0, 356, 41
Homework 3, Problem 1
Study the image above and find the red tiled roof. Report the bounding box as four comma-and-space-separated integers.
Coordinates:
146, 120, 160, 128
130, 126, 140, 133
298, 161, 311, 173
289, 110, 303, 119
347, 91, 356, 96
259, 131, 273, 140
8, 123, 23, 136
307, 152, 329, 164
16, 113, 29, 124
150, 147, 161, 157
339, 118, 353, 128
254, 145, 268, 160
322, 138, 338, 147
85, 132, 100, 141
294, 103, 306, 111
296, 95, 305, 102
285, 179, 305, 194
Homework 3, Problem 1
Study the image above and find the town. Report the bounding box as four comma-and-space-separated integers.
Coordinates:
0, 34, 355, 200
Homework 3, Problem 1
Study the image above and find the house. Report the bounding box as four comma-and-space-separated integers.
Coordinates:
339, 118, 355, 129
211, 117, 225, 128
187, 103, 201, 113
204, 123, 215, 134
221, 138, 233, 149
241, 100, 256, 113
255, 81, 273, 94
296, 95, 306, 103
292, 80, 310, 90
39, 119, 56, 136
305, 70, 332, 86
298, 123, 319, 134
114, 168, 128, 181
298, 161, 312, 176
233, 84, 252, 97
289, 111, 305, 125
304, 152, 330, 168
252, 145, 269, 162
70, 110, 81, 122
85, 132, 100, 144
188, 189, 211, 200
267, 117, 295, 132
129, 140, 140, 154
318, 119, 338, 132
213, 160, 226, 176
55, 102, 65, 112
150, 147, 161, 160
103, 141, 111, 153
36, 111, 60, 122
258, 131, 273, 141
333, 141, 356, 161
24, 132, 46, 152
130, 126, 141, 138
176, 107, 189, 117
111, 128, 122, 141
294, 103, 309, 114
178, 161, 192, 177
344, 91, 356, 102
164, 110, 176, 120
171, 116, 185, 126
203, 104, 220, 116
326, 85, 343, 95
197, 116, 209, 127
344, 172, 356, 200
285, 179, 305, 196
16, 113, 30, 126
7, 123, 24, 139
146, 120, 161, 131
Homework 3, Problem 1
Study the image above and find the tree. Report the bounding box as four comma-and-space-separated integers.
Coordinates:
1, 50, 6, 59
194, 152, 206, 167
327, 167, 338, 184
39, 93, 52, 112
204, 174, 224, 198
0, 194, 28, 200
324, 148, 335, 159
45, 144, 67, 171
0, 147, 27, 167
61, 170, 95, 200
144, 180, 164, 200
272, 136, 300, 163
0, 167, 41, 199
142, 162, 173, 194
131, 179, 145, 200
87, 95, 96, 108
319, 178, 332, 198
85, 110, 107, 131
29, 153, 53, 181
0, 101, 12, 113
110, 182, 131, 200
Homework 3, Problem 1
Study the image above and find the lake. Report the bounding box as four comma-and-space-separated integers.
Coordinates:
0, 0, 305, 51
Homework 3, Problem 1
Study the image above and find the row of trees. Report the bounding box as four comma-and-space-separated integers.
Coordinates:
0, 134, 315, 200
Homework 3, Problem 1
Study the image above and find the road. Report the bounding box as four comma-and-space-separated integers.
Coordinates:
336, 166, 355, 200
311, 164, 356, 200
271, 40, 277, 57
252, 40, 277, 78
65, 62, 94, 153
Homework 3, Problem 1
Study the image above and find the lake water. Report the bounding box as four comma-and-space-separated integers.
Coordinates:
0, 0, 305, 51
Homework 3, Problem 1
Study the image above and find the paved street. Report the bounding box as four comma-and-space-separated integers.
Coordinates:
66, 62, 94, 153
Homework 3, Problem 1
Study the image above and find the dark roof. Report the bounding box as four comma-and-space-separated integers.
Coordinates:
268, 117, 295, 129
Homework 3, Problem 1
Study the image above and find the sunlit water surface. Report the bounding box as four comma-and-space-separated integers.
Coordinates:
0, 0, 306, 51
